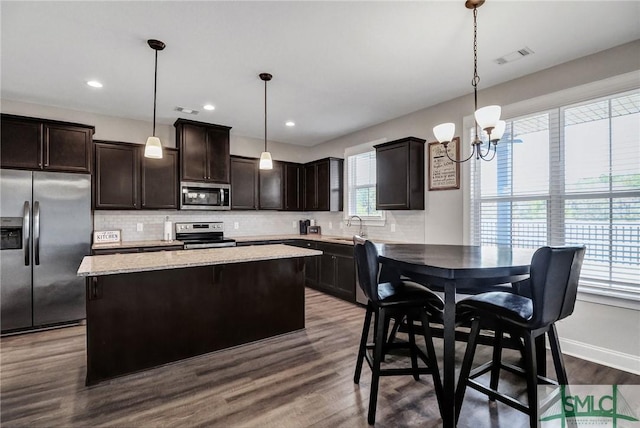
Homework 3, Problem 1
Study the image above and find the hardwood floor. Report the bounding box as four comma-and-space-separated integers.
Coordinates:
1, 288, 637, 427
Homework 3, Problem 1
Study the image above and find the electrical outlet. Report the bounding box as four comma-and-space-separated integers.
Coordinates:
234, 222, 239, 230
137, 223, 144, 232
390, 223, 396, 233
329, 222, 333, 229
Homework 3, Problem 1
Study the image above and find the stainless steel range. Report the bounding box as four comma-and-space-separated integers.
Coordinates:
175, 222, 236, 249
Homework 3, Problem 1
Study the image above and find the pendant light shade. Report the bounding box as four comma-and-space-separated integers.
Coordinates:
259, 151, 273, 169
491, 120, 506, 143
144, 136, 163, 158
259, 72, 273, 170
433, 122, 456, 144
474, 105, 502, 132
144, 39, 165, 159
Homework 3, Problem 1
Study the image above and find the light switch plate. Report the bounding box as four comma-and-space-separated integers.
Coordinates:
292, 221, 297, 229
234, 222, 239, 230
137, 223, 144, 232
390, 223, 396, 233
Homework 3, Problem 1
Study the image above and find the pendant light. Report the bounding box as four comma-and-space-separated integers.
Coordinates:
144, 39, 165, 159
259, 73, 273, 170
432, 0, 504, 163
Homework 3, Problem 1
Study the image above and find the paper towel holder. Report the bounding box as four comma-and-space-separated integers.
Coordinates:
163, 216, 173, 242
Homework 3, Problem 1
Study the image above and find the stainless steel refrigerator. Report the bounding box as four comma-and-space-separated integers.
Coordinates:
1, 169, 91, 333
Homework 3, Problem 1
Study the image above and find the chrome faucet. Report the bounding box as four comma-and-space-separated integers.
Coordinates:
347, 215, 365, 238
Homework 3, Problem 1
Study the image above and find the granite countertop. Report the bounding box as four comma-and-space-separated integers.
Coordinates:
233, 234, 401, 245
92, 240, 184, 250
78, 244, 322, 277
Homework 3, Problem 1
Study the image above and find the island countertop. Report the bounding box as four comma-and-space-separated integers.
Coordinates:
77, 244, 322, 277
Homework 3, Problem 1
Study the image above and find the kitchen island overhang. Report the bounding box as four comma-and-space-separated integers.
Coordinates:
77, 244, 322, 385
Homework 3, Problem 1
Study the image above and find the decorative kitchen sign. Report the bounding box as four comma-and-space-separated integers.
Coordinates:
429, 138, 460, 191
93, 230, 121, 244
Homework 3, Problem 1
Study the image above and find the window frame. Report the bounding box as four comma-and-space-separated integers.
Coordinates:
463, 71, 640, 307
344, 139, 386, 225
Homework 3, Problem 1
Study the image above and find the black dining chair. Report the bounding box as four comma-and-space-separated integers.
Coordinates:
454, 246, 586, 428
352, 237, 444, 425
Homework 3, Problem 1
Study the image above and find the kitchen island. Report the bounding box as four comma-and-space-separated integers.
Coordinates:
77, 244, 321, 385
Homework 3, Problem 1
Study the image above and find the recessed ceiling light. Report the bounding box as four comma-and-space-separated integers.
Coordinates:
87, 80, 103, 88
285, 121, 295, 127
203, 104, 215, 111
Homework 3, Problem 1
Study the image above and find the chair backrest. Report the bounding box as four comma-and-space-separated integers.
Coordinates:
529, 246, 586, 328
353, 237, 380, 303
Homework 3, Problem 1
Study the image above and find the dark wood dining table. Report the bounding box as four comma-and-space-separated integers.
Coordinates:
376, 243, 535, 428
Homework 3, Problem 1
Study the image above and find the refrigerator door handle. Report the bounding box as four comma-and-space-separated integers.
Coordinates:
34, 201, 40, 266
23, 201, 30, 266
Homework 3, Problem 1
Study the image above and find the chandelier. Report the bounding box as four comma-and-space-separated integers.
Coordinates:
433, 0, 505, 163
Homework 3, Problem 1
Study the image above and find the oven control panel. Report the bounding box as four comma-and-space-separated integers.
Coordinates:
175, 222, 224, 234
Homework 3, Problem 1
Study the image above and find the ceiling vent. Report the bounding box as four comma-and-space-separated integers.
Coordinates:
175, 106, 199, 115
494, 47, 535, 65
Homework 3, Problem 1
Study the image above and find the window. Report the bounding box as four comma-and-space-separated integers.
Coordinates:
470, 89, 640, 298
346, 150, 383, 219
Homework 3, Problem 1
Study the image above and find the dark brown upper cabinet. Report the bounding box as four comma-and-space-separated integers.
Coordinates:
1, 114, 94, 173
94, 142, 140, 209
94, 140, 178, 210
230, 156, 258, 210
283, 162, 304, 211
374, 137, 425, 210
304, 158, 343, 211
175, 119, 231, 184
141, 148, 179, 209
259, 161, 283, 210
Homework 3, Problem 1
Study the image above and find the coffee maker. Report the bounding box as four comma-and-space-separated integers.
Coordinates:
299, 219, 310, 235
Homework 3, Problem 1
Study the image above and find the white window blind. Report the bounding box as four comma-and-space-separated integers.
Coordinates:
470, 89, 640, 297
346, 150, 382, 219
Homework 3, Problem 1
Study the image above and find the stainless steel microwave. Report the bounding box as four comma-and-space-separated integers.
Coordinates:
180, 182, 231, 210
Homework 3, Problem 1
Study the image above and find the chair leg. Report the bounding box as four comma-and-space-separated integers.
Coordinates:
489, 328, 504, 401
407, 315, 419, 381
368, 307, 387, 425
354, 303, 373, 384
523, 332, 540, 428
387, 315, 403, 345
536, 334, 547, 378
455, 318, 482, 424
548, 324, 568, 385
420, 310, 444, 418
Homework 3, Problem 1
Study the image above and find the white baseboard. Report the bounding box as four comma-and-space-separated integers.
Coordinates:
559, 337, 640, 376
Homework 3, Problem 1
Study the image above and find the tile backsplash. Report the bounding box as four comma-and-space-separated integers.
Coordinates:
94, 210, 425, 243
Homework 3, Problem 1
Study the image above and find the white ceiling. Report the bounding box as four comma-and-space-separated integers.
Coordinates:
2, 1, 639, 146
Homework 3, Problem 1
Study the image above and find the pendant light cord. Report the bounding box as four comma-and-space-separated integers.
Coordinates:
264, 78, 268, 152
153, 49, 158, 137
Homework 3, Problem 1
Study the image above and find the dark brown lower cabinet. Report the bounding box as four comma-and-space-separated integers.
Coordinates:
85, 257, 305, 385
288, 240, 355, 302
